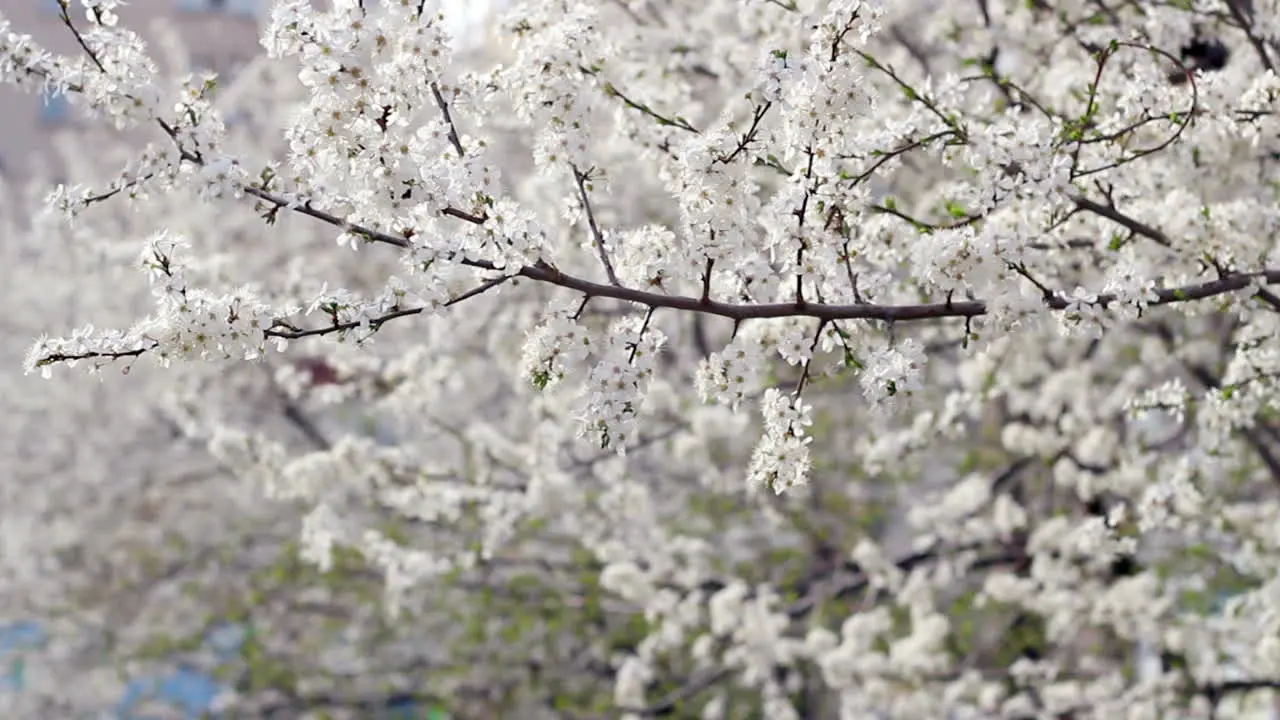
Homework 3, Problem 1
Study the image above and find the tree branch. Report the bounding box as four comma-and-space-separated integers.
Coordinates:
614, 667, 733, 717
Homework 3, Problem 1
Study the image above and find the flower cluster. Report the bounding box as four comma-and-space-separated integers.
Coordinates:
747, 388, 813, 493
576, 314, 667, 453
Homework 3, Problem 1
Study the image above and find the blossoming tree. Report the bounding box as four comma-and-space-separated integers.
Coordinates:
4, 0, 1280, 716
0, 34, 470, 717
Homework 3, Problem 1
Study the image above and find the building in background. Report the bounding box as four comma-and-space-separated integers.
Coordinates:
0, 0, 501, 183
0, 0, 265, 181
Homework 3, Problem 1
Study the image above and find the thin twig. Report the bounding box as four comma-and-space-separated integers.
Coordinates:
430, 82, 467, 158
571, 165, 621, 286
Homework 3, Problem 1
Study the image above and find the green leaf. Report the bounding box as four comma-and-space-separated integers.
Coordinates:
531, 369, 551, 390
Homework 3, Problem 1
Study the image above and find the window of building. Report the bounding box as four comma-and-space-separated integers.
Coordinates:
226, 0, 262, 14
177, 0, 261, 15
190, 54, 216, 74
223, 109, 252, 130
39, 89, 71, 125
187, 54, 249, 87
